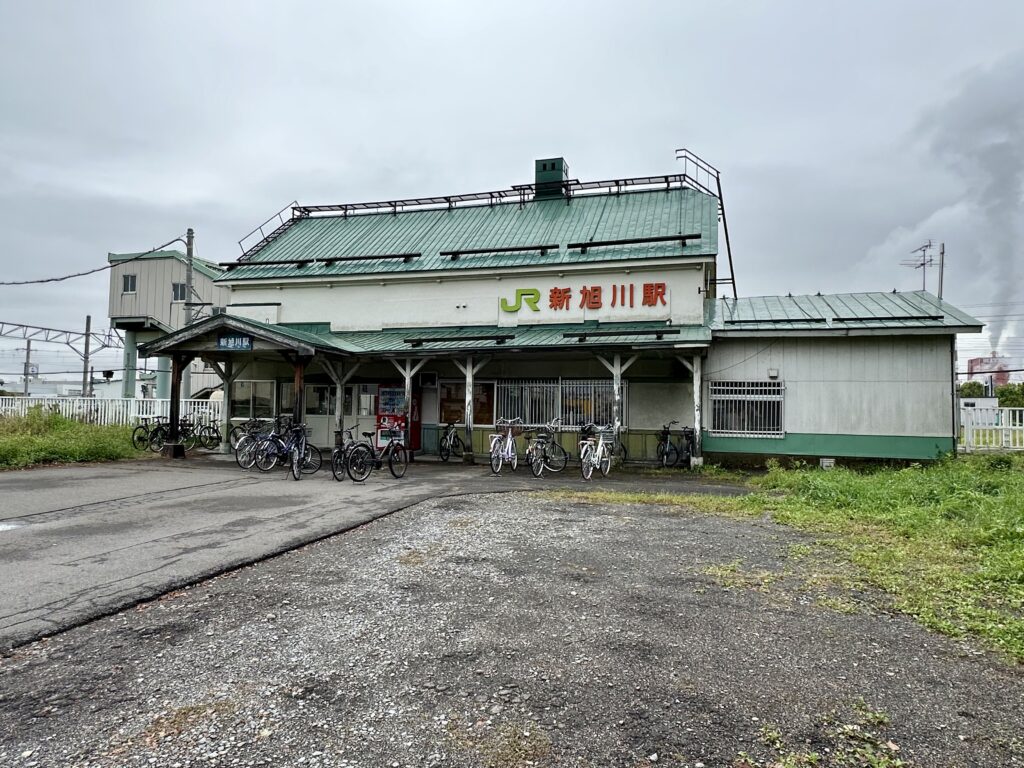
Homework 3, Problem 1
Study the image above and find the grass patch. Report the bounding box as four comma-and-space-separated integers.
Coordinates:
540, 453, 1024, 662
0, 406, 135, 468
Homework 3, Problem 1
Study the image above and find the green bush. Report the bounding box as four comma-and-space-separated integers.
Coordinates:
0, 406, 135, 468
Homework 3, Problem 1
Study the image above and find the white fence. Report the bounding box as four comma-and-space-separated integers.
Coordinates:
0, 397, 222, 426
960, 407, 1024, 452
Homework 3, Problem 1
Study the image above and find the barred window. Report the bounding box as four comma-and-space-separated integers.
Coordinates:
494, 379, 628, 428
709, 381, 784, 437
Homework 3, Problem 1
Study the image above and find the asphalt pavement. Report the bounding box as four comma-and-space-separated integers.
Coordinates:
0, 454, 744, 651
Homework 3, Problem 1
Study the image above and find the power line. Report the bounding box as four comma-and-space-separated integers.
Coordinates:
0, 234, 186, 286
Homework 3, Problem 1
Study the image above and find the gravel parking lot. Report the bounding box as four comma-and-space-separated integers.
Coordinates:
1, 491, 1022, 767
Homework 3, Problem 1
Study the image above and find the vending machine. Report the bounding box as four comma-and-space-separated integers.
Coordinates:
376, 386, 421, 452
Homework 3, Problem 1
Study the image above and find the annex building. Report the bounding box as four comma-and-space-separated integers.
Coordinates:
138, 153, 982, 462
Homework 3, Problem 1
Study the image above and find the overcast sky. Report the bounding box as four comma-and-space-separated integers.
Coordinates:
1, 0, 1022, 381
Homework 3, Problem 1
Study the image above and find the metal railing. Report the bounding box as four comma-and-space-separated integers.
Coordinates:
494, 379, 628, 429
0, 397, 222, 427
709, 380, 785, 437
961, 407, 1024, 452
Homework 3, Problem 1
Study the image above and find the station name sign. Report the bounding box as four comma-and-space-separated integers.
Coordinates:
217, 333, 253, 351
500, 282, 667, 313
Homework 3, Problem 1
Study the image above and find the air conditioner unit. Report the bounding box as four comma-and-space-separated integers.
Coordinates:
420, 371, 438, 388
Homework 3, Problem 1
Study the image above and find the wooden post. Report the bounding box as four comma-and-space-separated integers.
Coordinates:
464, 355, 475, 463
293, 357, 307, 424
163, 354, 186, 458
692, 354, 703, 465
597, 353, 638, 460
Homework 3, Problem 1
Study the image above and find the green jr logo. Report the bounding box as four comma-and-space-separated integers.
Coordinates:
500, 288, 541, 313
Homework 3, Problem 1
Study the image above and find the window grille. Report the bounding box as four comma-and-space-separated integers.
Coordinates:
494, 379, 628, 429
709, 381, 784, 437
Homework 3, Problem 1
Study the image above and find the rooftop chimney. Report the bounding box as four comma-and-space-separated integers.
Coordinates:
534, 157, 569, 200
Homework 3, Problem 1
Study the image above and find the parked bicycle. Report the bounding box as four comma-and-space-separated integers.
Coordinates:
229, 417, 271, 451
525, 417, 569, 477
345, 419, 408, 482
330, 426, 360, 482
131, 416, 166, 450
148, 417, 201, 452
234, 416, 283, 469
438, 422, 465, 462
254, 421, 322, 479
489, 417, 523, 474
579, 422, 614, 480
656, 420, 694, 468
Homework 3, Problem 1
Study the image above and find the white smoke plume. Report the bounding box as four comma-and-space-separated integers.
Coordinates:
923, 53, 1024, 350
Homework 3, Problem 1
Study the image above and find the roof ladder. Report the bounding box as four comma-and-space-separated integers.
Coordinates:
675, 149, 737, 299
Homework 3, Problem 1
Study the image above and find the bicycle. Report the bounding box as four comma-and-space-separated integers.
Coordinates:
330, 426, 360, 481
229, 417, 270, 451
657, 421, 694, 468
489, 417, 523, 474
579, 422, 613, 480
196, 415, 222, 450
525, 417, 569, 478
254, 422, 322, 478
438, 422, 465, 462
234, 417, 282, 469
131, 416, 166, 450
345, 419, 408, 482
148, 417, 200, 452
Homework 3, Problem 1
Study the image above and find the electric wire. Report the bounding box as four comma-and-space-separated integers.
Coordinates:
0, 234, 186, 286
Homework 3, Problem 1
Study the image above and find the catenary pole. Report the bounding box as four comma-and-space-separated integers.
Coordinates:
22, 339, 31, 396
81, 315, 92, 397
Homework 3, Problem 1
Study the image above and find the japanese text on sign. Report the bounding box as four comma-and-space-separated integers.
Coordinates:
217, 334, 253, 351
500, 282, 668, 313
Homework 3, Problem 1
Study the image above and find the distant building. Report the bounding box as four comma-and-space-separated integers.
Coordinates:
107, 250, 229, 398
968, 354, 1011, 391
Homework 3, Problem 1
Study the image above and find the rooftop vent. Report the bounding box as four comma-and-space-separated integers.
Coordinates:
534, 157, 569, 200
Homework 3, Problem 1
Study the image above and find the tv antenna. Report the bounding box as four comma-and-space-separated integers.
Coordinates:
901, 240, 935, 291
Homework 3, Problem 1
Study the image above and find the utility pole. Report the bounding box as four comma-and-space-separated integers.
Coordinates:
81, 314, 92, 398
22, 339, 31, 396
185, 228, 195, 326
938, 242, 945, 300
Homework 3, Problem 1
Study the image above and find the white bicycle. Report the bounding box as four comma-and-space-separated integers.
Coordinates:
578, 422, 613, 480
489, 417, 523, 474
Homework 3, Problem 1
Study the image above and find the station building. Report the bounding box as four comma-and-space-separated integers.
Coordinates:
138, 153, 982, 463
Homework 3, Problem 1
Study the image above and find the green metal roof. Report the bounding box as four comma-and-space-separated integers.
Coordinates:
108, 250, 224, 280
219, 187, 718, 282
706, 291, 982, 334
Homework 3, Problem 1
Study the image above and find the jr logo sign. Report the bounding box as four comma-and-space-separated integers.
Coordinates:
499, 288, 541, 313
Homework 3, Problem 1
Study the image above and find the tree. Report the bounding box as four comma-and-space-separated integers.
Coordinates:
959, 380, 985, 398
995, 383, 1024, 408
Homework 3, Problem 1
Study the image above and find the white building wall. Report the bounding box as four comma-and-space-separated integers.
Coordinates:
109, 259, 230, 330
705, 335, 954, 437
224, 263, 706, 331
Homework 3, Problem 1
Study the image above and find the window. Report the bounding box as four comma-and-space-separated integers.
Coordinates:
122, 274, 137, 294
492, 379, 629, 428
172, 283, 187, 302
230, 380, 276, 419
439, 382, 494, 425
709, 381, 784, 437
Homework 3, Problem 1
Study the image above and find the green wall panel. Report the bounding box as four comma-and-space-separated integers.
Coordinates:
702, 432, 954, 460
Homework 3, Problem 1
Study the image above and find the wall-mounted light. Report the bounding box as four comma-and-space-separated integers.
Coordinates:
767, 368, 779, 379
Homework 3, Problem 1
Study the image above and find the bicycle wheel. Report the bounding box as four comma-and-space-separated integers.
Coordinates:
301, 445, 322, 474
662, 443, 679, 468
509, 440, 518, 472
599, 446, 612, 477
148, 426, 166, 453
489, 442, 503, 474
546, 442, 568, 472
200, 425, 221, 450
439, 437, 450, 462
331, 447, 347, 481
656, 441, 667, 464
580, 444, 594, 480
531, 446, 545, 478
388, 444, 408, 478
229, 425, 246, 450
236, 435, 259, 470
255, 438, 283, 472
347, 444, 374, 482
182, 430, 199, 452
451, 434, 464, 458
131, 425, 149, 451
